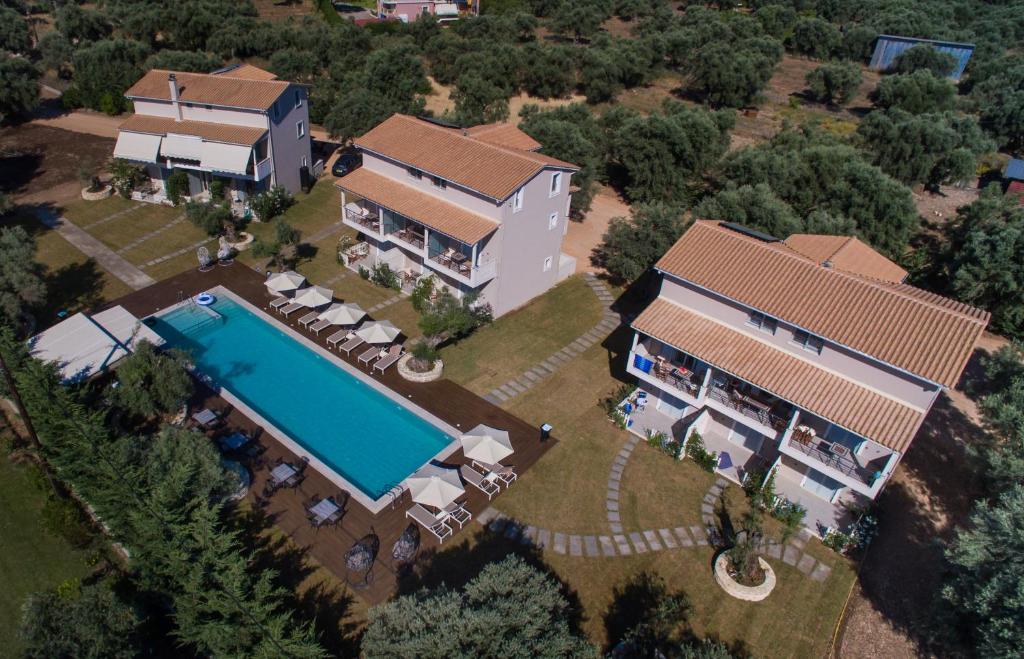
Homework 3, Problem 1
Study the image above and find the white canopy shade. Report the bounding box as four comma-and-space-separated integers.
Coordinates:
460, 424, 513, 465
161, 133, 204, 160
28, 306, 165, 383
317, 302, 365, 326
265, 270, 306, 293
113, 131, 161, 163
293, 285, 333, 308
200, 142, 252, 175
406, 464, 464, 509
356, 320, 401, 344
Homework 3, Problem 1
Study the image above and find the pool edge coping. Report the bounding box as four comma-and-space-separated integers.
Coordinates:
149, 286, 463, 515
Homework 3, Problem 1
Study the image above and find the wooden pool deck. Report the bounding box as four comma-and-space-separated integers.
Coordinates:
107, 264, 556, 605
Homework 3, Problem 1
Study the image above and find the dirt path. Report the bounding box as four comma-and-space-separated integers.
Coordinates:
563, 186, 630, 274
30, 109, 121, 139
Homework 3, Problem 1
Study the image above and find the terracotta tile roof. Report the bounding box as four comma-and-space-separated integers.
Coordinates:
125, 69, 290, 110
211, 63, 278, 81
655, 221, 989, 387
464, 123, 542, 151
354, 114, 578, 201
633, 298, 926, 453
118, 114, 266, 145
784, 234, 908, 283
335, 168, 498, 245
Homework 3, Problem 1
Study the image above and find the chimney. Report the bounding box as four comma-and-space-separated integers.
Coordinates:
822, 259, 833, 269
168, 73, 182, 122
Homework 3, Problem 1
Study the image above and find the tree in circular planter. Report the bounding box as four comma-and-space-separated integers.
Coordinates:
723, 508, 768, 587
406, 276, 492, 373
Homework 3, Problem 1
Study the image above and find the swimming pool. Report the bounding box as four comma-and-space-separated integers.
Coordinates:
149, 289, 454, 507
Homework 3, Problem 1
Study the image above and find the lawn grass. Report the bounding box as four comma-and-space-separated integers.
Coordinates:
619, 441, 716, 531
119, 221, 213, 266
441, 275, 605, 395
59, 195, 140, 228
1, 213, 133, 325
0, 449, 92, 655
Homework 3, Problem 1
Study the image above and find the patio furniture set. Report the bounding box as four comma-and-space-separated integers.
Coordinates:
265, 270, 406, 374
405, 424, 519, 544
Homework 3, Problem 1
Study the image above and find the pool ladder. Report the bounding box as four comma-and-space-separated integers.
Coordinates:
177, 291, 224, 322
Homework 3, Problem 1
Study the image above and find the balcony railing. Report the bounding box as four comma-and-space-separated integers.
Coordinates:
254, 156, 272, 180
707, 385, 788, 431
344, 207, 380, 232
430, 252, 472, 277
788, 432, 875, 485
388, 227, 424, 250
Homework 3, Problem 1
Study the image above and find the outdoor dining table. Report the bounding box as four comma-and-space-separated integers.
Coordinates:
192, 408, 218, 427
309, 498, 339, 523
271, 463, 297, 483
218, 431, 249, 451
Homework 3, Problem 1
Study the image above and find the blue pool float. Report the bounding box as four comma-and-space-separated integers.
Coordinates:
195, 292, 215, 306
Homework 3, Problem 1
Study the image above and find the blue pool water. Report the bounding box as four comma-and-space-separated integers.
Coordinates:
150, 297, 451, 499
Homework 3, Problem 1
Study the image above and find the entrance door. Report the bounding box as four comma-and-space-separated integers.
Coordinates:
800, 467, 842, 501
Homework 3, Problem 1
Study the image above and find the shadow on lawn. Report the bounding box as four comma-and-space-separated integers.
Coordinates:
41, 259, 109, 319
852, 388, 986, 654
396, 526, 588, 636
603, 571, 750, 657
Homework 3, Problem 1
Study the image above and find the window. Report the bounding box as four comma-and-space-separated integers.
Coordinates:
543, 256, 552, 272
512, 188, 524, 213
431, 175, 446, 190
792, 329, 824, 354
407, 167, 423, 180
301, 156, 308, 168
296, 120, 305, 139
294, 90, 302, 108
746, 311, 777, 334
549, 172, 562, 197
548, 212, 558, 230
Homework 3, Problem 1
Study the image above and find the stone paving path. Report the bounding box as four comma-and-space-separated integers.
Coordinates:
34, 209, 156, 290
483, 273, 620, 406
140, 237, 213, 269
82, 203, 145, 229
303, 219, 347, 245
116, 213, 186, 254
476, 444, 833, 581
366, 293, 406, 314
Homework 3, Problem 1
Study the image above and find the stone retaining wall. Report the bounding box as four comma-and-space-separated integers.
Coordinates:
397, 354, 443, 382
713, 553, 776, 602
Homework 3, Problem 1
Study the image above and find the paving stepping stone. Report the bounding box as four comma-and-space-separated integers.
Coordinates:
790, 533, 807, 550
610, 522, 623, 534
797, 554, 817, 575
525, 525, 538, 543
599, 536, 616, 556
607, 479, 620, 491
613, 455, 628, 466
537, 528, 550, 549
614, 535, 632, 555
783, 545, 800, 565
476, 508, 499, 525
569, 535, 583, 557
703, 492, 718, 504
607, 489, 619, 501
689, 526, 708, 546
702, 515, 715, 526
675, 527, 694, 547
809, 562, 832, 582
715, 477, 728, 487
701, 503, 714, 515
643, 530, 663, 551
608, 511, 620, 522
553, 533, 567, 555
629, 532, 649, 553
489, 516, 508, 533
523, 370, 541, 382
659, 528, 677, 549
498, 384, 517, 398
606, 500, 619, 512
483, 393, 502, 405
584, 535, 599, 557
507, 380, 527, 394
767, 542, 782, 559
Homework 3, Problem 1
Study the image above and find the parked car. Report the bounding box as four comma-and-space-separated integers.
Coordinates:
332, 151, 362, 177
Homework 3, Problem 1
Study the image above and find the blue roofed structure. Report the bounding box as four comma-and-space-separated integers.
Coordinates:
1006, 159, 1024, 182
869, 35, 975, 80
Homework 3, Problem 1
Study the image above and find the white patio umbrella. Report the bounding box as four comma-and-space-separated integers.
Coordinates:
460, 424, 513, 465
293, 285, 333, 308
317, 302, 366, 326
406, 463, 464, 509
356, 320, 401, 344
265, 270, 305, 294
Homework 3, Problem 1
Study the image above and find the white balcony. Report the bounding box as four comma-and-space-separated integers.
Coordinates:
424, 252, 498, 287
342, 202, 382, 236
254, 156, 272, 181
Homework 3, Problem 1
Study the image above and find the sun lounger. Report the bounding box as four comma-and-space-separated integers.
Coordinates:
309, 318, 332, 334
472, 460, 517, 487
326, 329, 352, 347
407, 503, 453, 543
269, 296, 290, 310
372, 345, 404, 373
460, 465, 500, 500
280, 302, 305, 316
339, 336, 365, 354
358, 345, 384, 366
442, 501, 472, 528
298, 311, 320, 328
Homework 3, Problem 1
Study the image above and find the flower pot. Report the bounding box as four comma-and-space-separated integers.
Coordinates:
713, 552, 776, 602
81, 185, 113, 201
397, 353, 443, 382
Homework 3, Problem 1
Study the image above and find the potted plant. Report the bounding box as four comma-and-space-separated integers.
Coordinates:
78, 158, 111, 200
713, 508, 777, 601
